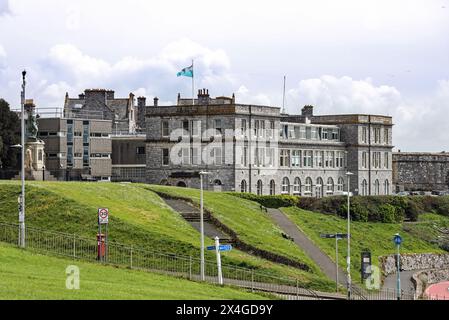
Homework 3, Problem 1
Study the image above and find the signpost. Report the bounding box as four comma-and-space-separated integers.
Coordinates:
393, 233, 402, 300
97, 208, 109, 262
320, 233, 349, 292
207, 237, 232, 285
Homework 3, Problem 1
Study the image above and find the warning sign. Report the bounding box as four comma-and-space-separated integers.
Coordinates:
98, 208, 109, 224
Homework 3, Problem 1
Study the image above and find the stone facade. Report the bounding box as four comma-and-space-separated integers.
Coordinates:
380, 253, 449, 275
393, 152, 449, 192
145, 89, 393, 195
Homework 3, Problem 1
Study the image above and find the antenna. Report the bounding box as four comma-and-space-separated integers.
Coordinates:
282, 75, 286, 114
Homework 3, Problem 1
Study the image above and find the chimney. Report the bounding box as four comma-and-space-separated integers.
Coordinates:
78, 93, 85, 99
153, 97, 159, 107
197, 88, 210, 104
137, 96, 146, 108
301, 105, 314, 117
106, 90, 115, 100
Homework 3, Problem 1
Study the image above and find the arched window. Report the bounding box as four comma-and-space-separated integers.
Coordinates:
361, 179, 368, 196
293, 177, 301, 195
281, 177, 290, 194
337, 177, 344, 192
374, 179, 380, 195
241, 180, 247, 193
304, 177, 313, 196
257, 180, 263, 195
214, 179, 222, 186
384, 179, 390, 195
327, 177, 334, 195
316, 177, 324, 198
177, 181, 187, 188
269, 180, 275, 195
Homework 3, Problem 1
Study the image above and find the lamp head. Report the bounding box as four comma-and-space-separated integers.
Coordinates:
22, 70, 26, 79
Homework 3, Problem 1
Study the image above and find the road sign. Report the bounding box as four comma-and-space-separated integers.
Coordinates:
393, 233, 402, 245
320, 233, 349, 239
98, 208, 109, 224
207, 244, 232, 251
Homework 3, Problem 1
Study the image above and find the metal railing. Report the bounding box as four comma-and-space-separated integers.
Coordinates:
0, 222, 417, 300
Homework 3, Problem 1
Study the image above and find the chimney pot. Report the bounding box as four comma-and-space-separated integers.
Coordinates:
153, 97, 159, 107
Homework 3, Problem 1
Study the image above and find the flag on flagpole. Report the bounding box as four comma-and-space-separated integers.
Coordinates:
177, 65, 193, 77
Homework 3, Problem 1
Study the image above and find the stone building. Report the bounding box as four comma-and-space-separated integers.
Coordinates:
63, 89, 145, 133
145, 89, 393, 196
393, 152, 449, 192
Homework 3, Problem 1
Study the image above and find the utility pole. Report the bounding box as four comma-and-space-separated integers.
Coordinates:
19, 70, 26, 248
346, 171, 354, 299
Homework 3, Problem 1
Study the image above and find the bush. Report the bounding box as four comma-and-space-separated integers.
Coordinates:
378, 204, 399, 223
405, 200, 420, 222
228, 193, 299, 208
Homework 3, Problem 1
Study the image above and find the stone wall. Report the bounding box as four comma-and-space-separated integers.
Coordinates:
380, 253, 449, 275
412, 269, 449, 297
393, 152, 449, 191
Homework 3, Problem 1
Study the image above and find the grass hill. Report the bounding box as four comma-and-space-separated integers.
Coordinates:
281, 206, 446, 284
0, 181, 334, 291
0, 243, 268, 300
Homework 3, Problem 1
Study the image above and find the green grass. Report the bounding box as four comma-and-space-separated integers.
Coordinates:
0, 181, 335, 291
146, 185, 326, 274
0, 243, 269, 300
403, 213, 449, 250
281, 207, 445, 284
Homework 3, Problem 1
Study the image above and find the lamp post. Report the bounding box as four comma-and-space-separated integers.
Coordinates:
199, 171, 210, 281
393, 233, 402, 300
19, 70, 26, 248
346, 171, 354, 299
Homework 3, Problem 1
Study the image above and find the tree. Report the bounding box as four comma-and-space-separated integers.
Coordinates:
0, 99, 20, 169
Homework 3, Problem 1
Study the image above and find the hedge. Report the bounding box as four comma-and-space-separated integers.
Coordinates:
227, 193, 300, 208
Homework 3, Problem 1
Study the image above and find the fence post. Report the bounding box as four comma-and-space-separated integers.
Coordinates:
251, 269, 254, 293
189, 256, 192, 280
296, 279, 299, 299
73, 234, 76, 258
130, 246, 133, 269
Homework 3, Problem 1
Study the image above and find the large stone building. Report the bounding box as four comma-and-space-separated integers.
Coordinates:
145, 89, 393, 196
393, 152, 449, 192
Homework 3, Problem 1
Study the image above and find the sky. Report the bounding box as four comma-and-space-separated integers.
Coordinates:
0, 0, 448, 151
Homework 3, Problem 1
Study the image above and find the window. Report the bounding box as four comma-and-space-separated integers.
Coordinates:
83, 145, 89, 167
266, 148, 275, 167
335, 151, 344, 168
292, 150, 301, 167
325, 151, 334, 168
90, 132, 108, 138
374, 179, 380, 195
293, 177, 301, 195
384, 128, 389, 144
241, 119, 247, 136
322, 128, 329, 140
280, 124, 288, 138
337, 177, 344, 192
315, 177, 324, 198
182, 120, 189, 136
362, 152, 368, 169
299, 126, 306, 139
257, 180, 263, 195
331, 129, 339, 140
67, 122, 73, 143
361, 127, 368, 143
304, 177, 313, 196
384, 180, 390, 195
306, 126, 312, 139
241, 180, 248, 193
83, 122, 89, 144
269, 180, 275, 195
74, 153, 82, 158
281, 177, 290, 194
255, 120, 265, 137
241, 146, 248, 166
374, 127, 381, 144
191, 120, 200, 137
162, 120, 169, 137
269, 121, 275, 138
327, 177, 334, 194
136, 146, 145, 155
361, 179, 368, 196
314, 150, 324, 168
191, 147, 200, 165
280, 149, 290, 167
373, 152, 381, 169
67, 145, 73, 167
255, 147, 265, 167
303, 150, 313, 167
162, 148, 169, 166
74, 131, 82, 137
214, 119, 222, 135
384, 152, 389, 169
212, 147, 222, 165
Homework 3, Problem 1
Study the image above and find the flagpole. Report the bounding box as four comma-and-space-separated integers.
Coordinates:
282, 75, 286, 114
192, 59, 194, 106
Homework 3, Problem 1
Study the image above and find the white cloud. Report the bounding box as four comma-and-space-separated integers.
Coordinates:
287, 75, 449, 152
235, 85, 272, 106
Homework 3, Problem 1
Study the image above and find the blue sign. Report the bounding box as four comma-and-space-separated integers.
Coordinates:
393, 234, 402, 245
207, 244, 232, 251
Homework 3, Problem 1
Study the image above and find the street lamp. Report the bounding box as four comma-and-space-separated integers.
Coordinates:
19, 70, 26, 248
345, 171, 354, 299
199, 171, 211, 281
393, 233, 402, 300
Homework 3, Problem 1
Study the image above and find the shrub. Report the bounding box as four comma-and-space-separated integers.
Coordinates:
378, 203, 400, 223
228, 193, 300, 208
405, 200, 420, 222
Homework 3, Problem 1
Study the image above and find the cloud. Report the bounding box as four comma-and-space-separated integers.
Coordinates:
287, 75, 449, 152
235, 85, 272, 106
0, 0, 10, 16
43, 39, 234, 104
